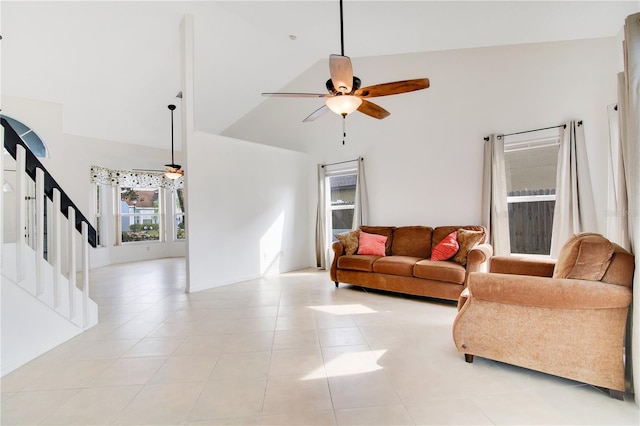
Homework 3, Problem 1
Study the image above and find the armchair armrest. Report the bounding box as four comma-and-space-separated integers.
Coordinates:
330, 241, 344, 282
465, 243, 493, 274
490, 256, 556, 277
466, 272, 632, 310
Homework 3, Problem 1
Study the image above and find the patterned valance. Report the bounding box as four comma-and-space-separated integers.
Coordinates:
90, 165, 184, 189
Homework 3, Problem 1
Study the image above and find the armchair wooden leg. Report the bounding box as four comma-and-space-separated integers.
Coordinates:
335, 282, 339, 288
464, 354, 474, 363
609, 389, 624, 400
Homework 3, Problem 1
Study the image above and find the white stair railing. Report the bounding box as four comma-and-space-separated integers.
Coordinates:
3, 130, 97, 330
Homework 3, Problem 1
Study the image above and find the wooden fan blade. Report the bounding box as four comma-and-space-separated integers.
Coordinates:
329, 54, 353, 94
354, 78, 430, 98
357, 99, 390, 119
303, 105, 329, 123
262, 92, 329, 98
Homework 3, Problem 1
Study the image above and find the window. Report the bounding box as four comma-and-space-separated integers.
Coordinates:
327, 172, 356, 242
119, 187, 162, 243
504, 133, 560, 254
173, 188, 185, 240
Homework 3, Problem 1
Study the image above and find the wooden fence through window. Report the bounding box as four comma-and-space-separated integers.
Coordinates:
508, 189, 555, 255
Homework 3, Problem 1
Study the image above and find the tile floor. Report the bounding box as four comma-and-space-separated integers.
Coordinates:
1, 257, 639, 425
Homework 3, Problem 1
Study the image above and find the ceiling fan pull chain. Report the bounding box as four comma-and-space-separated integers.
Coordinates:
342, 115, 346, 145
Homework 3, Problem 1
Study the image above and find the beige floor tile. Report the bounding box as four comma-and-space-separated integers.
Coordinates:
188, 378, 267, 421
172, 334, 232, 357
90, 357, 167, 386
68, 338, 140, 360
147, 320, 202, 337
210, 351, 272, 381
1, 389, 78, 425
192, 318, 239, 334
328, 371, 401, 410
224, 331, 275, 353
275, 314, 317, 330
322, 345, 383, 377
273, 329, 319, 350
261, 409, 337, 425
234, 317, 278, 333
121, 336, 185, 358
406, 398, 493, 425
262, 375, 332, 416
148, 355, 218, 383
24, 359, 114, 391
334, 405, 414, 425
41, 385, 142, 425
269, 348, 325, 378
115, 381, 205, 425
318, 327, 367, 347
188, 416, 262, 425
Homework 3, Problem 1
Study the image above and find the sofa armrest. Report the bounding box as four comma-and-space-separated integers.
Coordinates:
466, 272, 632, 310
490, 255, 556, 277
330, 241, 344, 282
465, 243, 493, 274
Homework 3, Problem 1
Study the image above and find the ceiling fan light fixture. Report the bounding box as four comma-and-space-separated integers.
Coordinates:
164, 164, 183, 180
326, 95, 362, 116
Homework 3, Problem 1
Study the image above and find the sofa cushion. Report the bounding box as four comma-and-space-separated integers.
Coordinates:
360, 226, 395, 256
431, 231, 459, 261
391, 226, 433, 258
373, 256, 423, 277
337, 255, 381, 272
358, 232, 387, 256
433, 225, 486, 246
553, 233, 614, 281
413, 259, 466, 284
453, 228, 485, 266
336, 230, 360, 255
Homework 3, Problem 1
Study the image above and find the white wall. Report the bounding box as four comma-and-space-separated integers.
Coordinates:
185, 131, 311, 292
228, 37, 620, 233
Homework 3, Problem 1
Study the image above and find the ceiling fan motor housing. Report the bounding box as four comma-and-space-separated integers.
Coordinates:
326, 76, 361, 95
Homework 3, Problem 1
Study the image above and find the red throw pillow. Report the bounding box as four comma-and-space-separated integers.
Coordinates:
431, 231, 459, 261
357, 232, 387, 256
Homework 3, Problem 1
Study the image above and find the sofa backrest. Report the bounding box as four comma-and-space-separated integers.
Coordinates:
391, 226, 433, 258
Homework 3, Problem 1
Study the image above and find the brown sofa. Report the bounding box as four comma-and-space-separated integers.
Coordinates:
330, 225, 493, 301
452, 233, 635, 399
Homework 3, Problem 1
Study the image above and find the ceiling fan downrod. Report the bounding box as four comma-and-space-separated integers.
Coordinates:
339, 0, 345, 56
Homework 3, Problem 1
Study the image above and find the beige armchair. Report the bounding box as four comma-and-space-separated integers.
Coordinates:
452, 233, 635, 399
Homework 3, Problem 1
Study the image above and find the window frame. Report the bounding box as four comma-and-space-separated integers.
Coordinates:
325, 167, 358, 244
504, 131, 561, 255
116, 185, 164, 245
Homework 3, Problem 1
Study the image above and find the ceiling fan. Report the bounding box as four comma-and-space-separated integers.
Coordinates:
135, 104, 184, 179
261, 0, 430, 122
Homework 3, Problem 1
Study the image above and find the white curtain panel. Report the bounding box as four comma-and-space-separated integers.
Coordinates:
481, 135, 510, 256
549, 121, 598, 258
621, 12, 640, 399
351, 157, 369, 229
315, 164, 327, 269
606, 103, 630, 250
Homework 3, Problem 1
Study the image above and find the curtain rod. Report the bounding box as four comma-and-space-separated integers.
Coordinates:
483, 121, 582, 142
321, 157, 362, 168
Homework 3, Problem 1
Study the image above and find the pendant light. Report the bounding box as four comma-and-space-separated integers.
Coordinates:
164, 104, 184, 180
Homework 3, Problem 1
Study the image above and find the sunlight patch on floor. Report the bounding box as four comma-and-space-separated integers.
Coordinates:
307, 304, 377, 315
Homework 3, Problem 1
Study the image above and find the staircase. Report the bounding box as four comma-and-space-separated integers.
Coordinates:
1, 117, 99, 376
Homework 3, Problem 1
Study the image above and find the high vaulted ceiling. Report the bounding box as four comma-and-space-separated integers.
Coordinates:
2, 1, 638, 151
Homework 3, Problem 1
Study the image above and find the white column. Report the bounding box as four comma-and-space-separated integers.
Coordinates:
181, 14, 194, 292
